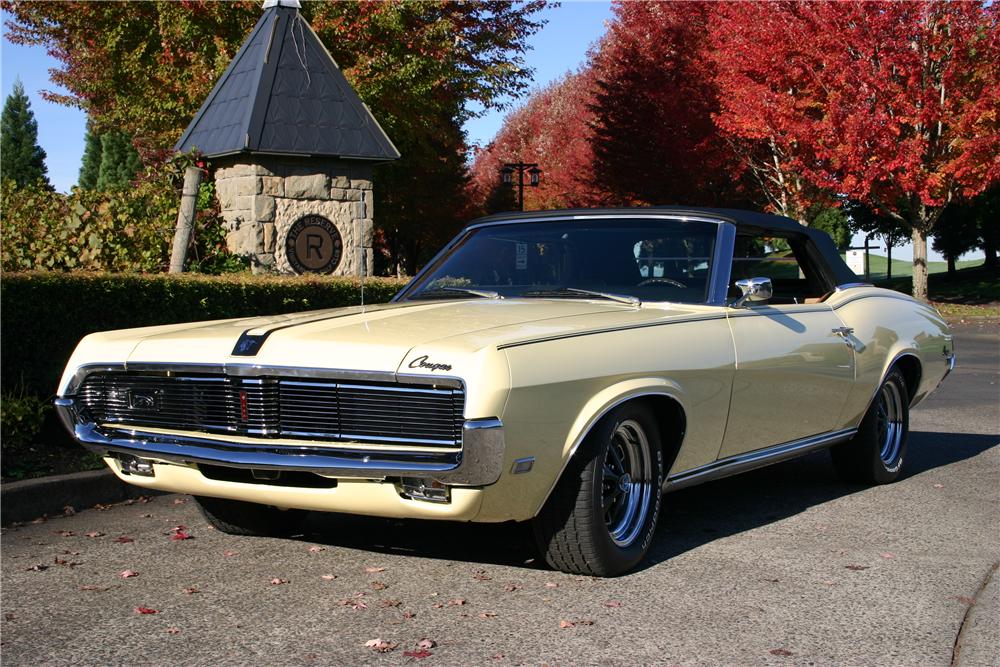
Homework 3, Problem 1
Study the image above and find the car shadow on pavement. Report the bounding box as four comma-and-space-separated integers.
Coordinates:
293, 431, 998, 574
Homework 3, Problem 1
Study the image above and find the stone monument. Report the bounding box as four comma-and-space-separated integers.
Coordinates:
174, 0, 399, 275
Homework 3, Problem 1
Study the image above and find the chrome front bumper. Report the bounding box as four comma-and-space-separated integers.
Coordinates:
54, 397, 505, 486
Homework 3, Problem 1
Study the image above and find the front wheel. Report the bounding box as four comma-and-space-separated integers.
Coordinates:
533, 402, 664, 576
831, 368, 910, 484
195, 495, 307, 537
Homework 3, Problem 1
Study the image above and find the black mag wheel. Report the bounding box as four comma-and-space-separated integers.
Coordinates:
831, 368, 910, 485
603, 418, 657, 548
534, 402, 664, 577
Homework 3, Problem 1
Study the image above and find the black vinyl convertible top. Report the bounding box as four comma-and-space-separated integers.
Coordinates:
466, 206, 859, 286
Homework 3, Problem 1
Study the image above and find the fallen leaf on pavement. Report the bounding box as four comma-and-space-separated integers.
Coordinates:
25, 564, 48, 572
183, 587, 199, 594
880, 552, 895, 559
115, 536, 135, 544
403, 650, 432, 659
604, 600, 622, 608
402, 611, 416, 620
120, 570, 139, 578
170, 530, 193, 541
321, 574, 337, 581
933, 483, 944, 489
270, 578, 289, 585
769, 648, 793, 657
379, 599, 402, 608
63, 506, 76, 516
31, 517, 47, 524
545, 582, 559, 588
845, 565, 870, 571
950, 595, 976, 605
84, 531, 104, 538
559, 620, 575, 629
473, 569, 492, 581
371, 581, 388, 591
417, 639, 436, 650
364, 566, 386, 574
173, 498, 187, 505
134, 607, 159, 615
308, 546, 326, 553
222, 551, 237, 557
55, 530, 75, 537
479, 611, 497, 619
166, 627, 181, 634
503, 583, 520, 592
94, 503, 112, 511
447, 598, 466, 606
364, 638, 397, 653
54, 556, 79, 567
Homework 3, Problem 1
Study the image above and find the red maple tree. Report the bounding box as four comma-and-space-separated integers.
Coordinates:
468, 69, 602, 213
710, 1, 999, 299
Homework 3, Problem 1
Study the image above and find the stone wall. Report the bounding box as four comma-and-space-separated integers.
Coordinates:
213, 156, 374, 275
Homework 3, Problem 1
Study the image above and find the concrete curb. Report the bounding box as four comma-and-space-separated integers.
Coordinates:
1, 469, 157, 525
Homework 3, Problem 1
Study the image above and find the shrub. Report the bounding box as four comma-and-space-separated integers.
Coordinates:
0, 391, 48, 452
1, 271, 406, 396
1, 154, 244, 274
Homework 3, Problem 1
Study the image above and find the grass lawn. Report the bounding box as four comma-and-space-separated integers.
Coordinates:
842, 253, 984, 280
874, 264, 1000, 319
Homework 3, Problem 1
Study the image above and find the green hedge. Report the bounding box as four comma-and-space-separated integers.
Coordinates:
1, 271, 407, 396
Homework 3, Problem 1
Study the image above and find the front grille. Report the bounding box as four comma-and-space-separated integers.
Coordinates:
77, 372, 465, 447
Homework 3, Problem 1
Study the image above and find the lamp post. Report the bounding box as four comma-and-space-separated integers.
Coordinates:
500, 162, 542, 211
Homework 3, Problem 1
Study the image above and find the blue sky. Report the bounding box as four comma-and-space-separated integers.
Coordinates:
0, 3, 980, 262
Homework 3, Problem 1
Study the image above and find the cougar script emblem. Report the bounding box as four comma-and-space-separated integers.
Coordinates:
408, 355, 452, 372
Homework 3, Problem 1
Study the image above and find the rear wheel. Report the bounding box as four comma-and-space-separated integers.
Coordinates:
533, 402, 664, 576
195, 495, 307, 537
831, 368, 910, 484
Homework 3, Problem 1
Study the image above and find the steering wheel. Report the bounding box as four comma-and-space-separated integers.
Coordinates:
637, 277, 687, 288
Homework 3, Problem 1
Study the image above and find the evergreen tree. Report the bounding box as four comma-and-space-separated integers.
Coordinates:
95, 130, 142, 189
78, 119, 102, 188
0, 79, 49, 188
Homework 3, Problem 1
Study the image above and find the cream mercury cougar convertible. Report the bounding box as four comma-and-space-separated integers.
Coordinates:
56, 208, 955, 576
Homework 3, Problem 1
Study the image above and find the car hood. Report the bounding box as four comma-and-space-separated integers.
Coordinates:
122, 299, 643, 371
61, 298, 717, 395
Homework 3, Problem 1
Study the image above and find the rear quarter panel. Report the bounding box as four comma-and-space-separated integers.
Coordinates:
829, 287, 952, 427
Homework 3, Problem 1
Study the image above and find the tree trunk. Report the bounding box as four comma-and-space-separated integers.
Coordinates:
947, 255, 956, 275
169, 166, 203, 274
911, 227, 930, 301
886, 242, 893, 281
983, 224, 998, 269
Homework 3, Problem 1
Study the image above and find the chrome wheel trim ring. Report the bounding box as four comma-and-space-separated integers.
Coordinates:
877, 380, 905, 466
601, 419, 654, 548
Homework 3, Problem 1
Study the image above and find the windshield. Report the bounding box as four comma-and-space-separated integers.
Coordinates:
402, 218, 719, 304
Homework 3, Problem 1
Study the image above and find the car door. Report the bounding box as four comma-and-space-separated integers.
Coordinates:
717, 231, 855, 458
719, 303, 855, 458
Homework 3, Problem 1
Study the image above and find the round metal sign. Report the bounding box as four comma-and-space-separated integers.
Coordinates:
285, 215, 343, 274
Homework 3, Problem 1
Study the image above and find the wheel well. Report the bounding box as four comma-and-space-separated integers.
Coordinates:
892, 355, 922, 405
639, 395, 686, 473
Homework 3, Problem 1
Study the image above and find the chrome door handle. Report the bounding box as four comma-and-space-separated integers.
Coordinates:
832, 327, 855, 349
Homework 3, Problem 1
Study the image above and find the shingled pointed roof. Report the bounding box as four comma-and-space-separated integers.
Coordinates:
174, 0, 399, 161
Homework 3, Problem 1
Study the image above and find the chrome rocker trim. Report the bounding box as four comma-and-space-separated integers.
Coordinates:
54, 398, 504, 487
664, 428, 858, 491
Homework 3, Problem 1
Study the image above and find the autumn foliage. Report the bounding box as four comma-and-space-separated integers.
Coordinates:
470, 0, 997, 300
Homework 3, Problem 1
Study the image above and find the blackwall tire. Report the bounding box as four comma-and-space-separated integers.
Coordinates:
195, 495, 307, 537
533, 402, 664, 576
831, 368, 910, 485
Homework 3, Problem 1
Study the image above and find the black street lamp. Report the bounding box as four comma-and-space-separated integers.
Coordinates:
500, 161, 542, 211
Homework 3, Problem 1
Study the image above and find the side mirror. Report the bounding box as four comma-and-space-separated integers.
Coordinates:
734, 277, 773, 308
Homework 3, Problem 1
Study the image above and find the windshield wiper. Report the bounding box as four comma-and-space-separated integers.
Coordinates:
522, 287, 641, 306
409, 287, 502, 300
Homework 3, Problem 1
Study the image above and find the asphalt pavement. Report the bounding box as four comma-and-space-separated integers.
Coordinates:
2, 322, 997, 666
